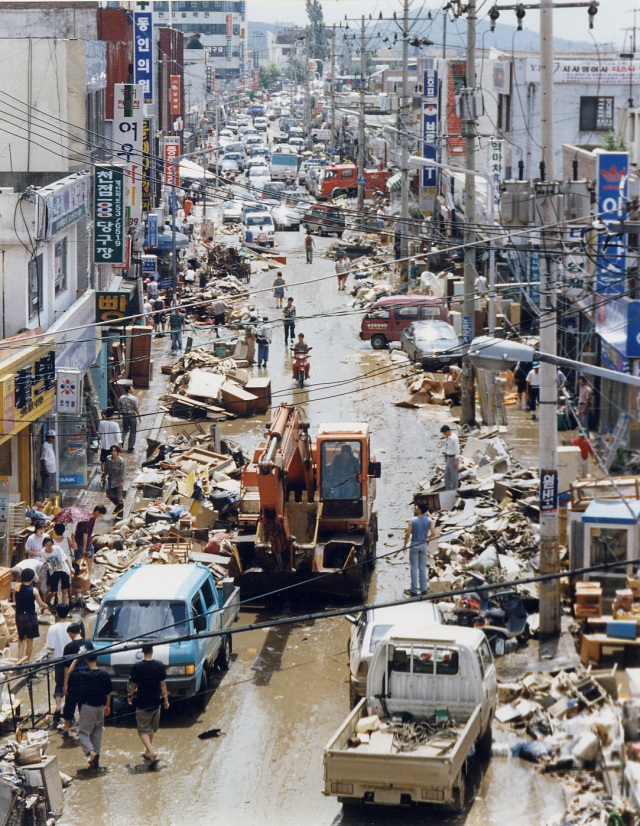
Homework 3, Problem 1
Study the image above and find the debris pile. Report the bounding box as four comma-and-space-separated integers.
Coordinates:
0, 732, 64, 823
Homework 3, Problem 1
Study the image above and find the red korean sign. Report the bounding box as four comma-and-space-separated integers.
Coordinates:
170, 75, 181, 115
164, 136, 181, 186
226, 13, 233, 37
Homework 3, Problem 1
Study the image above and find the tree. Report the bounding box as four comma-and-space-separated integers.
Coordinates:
306, 0, 328, 60
186, 34, 204, 49
602, 130, 629, 151
259, 62, 282, 89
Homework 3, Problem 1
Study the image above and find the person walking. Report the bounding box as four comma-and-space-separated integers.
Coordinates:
283, 297, 296, 344
403, 502, 436, 597
183, 196, 193, 219
272, 271, 286, 309
15, 568, 49, 662
577, 375, 592, 432
526, 363, 541, 421
169, 306, 186, 355
440, 424, 460, 491
74, 506, 107, 578
335, 252, 350, 291
212, 297, 227, 340
76, 652, 112, 769
127, 644, 170, 766
118, 384, 141, 452
98, 408, 122, 486
256, 318, 272, 368
45, 603, 71, 722
146, 278, 158, 302
42, 536, 72, 606
153, 296, 166, 338
60, 625, 94, 736
41, 431, 57, 497
513, 361, 532, 409
304, 230, 315, 264
105, 445, 126, 519
186, 212, 196, 240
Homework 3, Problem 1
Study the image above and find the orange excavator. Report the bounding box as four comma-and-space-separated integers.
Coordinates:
230, 404, 380, 601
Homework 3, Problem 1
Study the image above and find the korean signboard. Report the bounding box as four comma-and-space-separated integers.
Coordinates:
93, 165, 125, 265
1, 346, 56, 437
226, 38, 232, 61
226, 13, 233, 37
96, 292, 131, 325
134, 11, 153, 103
526, 59, 640, 85
56, 369, 81, 414
420, 70, 438, 215
595, 151, 628, 295
43, 175, 89, 240
113, 83, 144, 226
539, 470, 558, 513
147, 214, 158, 248
142, 117, 152, 213
490, 139, 504, 208
164, 136, 181, 186
170, 75, 181, 116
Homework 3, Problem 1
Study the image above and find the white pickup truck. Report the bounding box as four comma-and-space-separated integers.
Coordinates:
324, 626, 496, 811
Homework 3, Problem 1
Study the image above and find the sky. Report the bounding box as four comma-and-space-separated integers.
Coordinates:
246, 0, 635, 51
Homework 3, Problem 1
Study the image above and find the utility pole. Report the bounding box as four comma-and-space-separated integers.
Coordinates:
305, 29, 311, 147
538, 2, 561, 638
356, 15, 366, 223
399, 0, 410, 286
461, 0, 477, 427
330, 23, 336, 153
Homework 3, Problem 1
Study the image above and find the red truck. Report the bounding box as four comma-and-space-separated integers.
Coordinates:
312, 163, 389, 201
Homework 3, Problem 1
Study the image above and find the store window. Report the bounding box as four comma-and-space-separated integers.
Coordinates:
29, 254, 43, 320
54, 238, 67, 296
579, 96, 614, 132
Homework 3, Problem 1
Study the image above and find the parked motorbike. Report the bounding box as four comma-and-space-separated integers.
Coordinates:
453, 571, 531, 654
291, 347, 312, 387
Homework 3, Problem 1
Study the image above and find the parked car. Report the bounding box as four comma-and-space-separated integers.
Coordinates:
254, 116, 269, 131
223, 151, 244, 171
248, 165, 271, 185
302, 203, 345, 237
271, 204, 301, 231
219, 158, 239, 175
360, 296, 449, 350
401, 320, 461, 367
347, 600, 443, 703
222, 200, 243, 222
244, 212, 275, 247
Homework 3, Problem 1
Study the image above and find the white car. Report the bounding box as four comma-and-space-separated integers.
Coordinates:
347, 601, 443, 703
222, 201, 243, 222
289, 137, 304, 151
244, 213, 275, 247
248, 165, 270, 183
244, 135, 262, 150
271, 204, 301, 232
219, 158, 239, 175
254, 117, 269, 131
219, 128, 234, 139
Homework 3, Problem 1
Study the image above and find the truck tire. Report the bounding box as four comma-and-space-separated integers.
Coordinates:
370, 334, 388, 350
215, 634, 232, 671
194, 669, 208, 712
452, 770, 466, 813
476, 718, 493, 759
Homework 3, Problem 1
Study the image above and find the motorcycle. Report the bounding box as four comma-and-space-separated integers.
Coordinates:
453, 571, 530, 654
292, 347, 312, 387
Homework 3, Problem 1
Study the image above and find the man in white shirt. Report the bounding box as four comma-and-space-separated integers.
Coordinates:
578, 375, 592, 432
475, 274, 488, 296
256, 318, 273, 368
98, 409, 122, 485
440, 424, 460, 491
526, 363, 541, 421
45, 603, 71, 721
41, 431, 56, 495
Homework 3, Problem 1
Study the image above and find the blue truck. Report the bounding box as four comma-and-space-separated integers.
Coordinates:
270, 152, 299, 182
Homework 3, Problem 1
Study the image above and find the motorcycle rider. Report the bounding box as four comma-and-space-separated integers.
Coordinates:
291, 333, 311, 381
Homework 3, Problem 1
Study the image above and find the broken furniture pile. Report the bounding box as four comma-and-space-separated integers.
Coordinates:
163, 349, 270, 420
0, 733, 64, 824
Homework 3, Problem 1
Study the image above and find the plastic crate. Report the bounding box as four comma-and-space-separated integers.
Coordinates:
8, 502, 26, 534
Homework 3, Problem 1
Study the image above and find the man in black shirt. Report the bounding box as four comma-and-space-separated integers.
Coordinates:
127, 644, 169, 765
60, 625, 94, 735
76, 653, 111, 769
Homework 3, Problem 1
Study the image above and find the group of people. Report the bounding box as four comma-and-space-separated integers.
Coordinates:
514, 361, 592, 432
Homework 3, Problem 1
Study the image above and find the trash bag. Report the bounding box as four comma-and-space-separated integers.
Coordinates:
511, 739, 552, 762
527, 708, 552, 740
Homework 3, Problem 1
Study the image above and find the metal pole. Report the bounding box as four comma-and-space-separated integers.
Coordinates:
357, 15, 366, 223
538, 1, 560, 638
443, 9, 447, 58
305, 29, 311, 148
202, 117, 207, 221
400, 0, 410, 287
461, 0, 477, 426
330, 23, 336, 153
215, 97, 219, 189
171, 162, 177, 299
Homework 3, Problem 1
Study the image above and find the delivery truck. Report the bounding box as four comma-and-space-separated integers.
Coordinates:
270, 153, 299, 181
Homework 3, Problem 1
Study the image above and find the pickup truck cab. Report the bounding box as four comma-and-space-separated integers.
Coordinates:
360, 296, 448, 350
91, 564, 240, 700
324, 626, 496, 811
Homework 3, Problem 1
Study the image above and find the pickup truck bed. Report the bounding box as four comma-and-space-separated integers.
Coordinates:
324, 700, 482, 809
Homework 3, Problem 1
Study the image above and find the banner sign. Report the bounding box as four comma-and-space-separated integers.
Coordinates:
96, 291, 130, 325
94, 165, 125, 264
490, 139, 504, 208
226, 13, 233, 37
164, 137, 181, 186
526, 59, 640, 85
595, 151, 628, 296
134, 11, 153, 103
56, 370, 80, 414
147, 214, 158, 248
113, 83, 144, 226
44, 176, 88, 239
420, 69, 438, 215
170, 75, 181, 115
540, 470, 558, 513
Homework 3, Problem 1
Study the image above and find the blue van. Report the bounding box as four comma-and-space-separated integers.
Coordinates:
91, 564, 240, 699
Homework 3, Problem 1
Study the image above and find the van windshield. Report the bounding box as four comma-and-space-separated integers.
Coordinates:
94, 600, 189, 641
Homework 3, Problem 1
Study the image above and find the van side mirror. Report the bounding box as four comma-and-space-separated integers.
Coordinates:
345, 614, 358, 625
368, 461, 382, 479
194, 614, 207, 633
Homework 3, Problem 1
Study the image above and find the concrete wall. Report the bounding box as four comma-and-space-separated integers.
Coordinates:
0, 2, 98, 40
0, 39, 87, 174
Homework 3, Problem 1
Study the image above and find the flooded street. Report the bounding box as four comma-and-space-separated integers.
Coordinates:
54, 228, 566, 826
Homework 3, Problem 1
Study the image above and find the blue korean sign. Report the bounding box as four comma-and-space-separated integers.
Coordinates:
462, 315, 473, 345
596, 151, 628, 295
422, 70, 438, 187
147, 213, 158, 247
540, 471, 558, 513
529, 250, 540, 306
134, 12, 154, 104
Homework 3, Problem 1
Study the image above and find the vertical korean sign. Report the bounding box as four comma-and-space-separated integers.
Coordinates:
490, 139, 504, 208
94, 166, 125, 265
134, 11, 153, 104
420, 70, 438, 215
596, 151, 628, 297
164, 136, 181, 187
170, 75, 181, 116
113, 83, 143, 226
226, 13, 233, 37
142, 117, 152, 213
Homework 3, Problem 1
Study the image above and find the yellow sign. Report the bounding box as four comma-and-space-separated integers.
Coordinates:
0, 341, 56, 442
